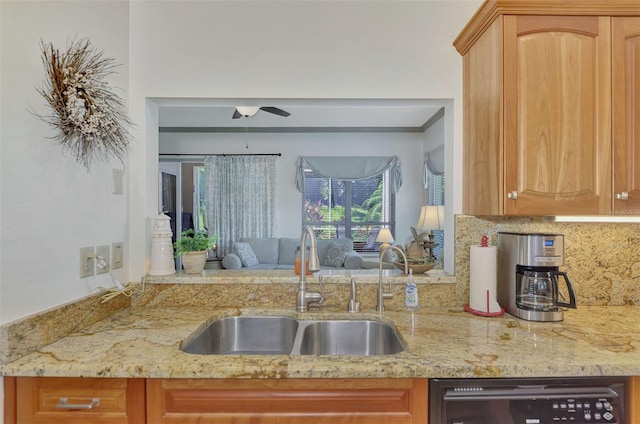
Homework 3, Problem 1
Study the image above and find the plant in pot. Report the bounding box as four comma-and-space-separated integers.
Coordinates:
174, 229, 218, 274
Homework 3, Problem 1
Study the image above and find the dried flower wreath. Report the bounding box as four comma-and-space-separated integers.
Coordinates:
35, 38, 132, 171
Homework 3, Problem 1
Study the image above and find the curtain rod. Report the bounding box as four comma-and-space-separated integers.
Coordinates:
159, 153, 282, 157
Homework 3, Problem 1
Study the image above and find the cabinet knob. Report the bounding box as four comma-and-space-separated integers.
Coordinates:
56, 398, 100, 410
616, 192, 629, 201
507, 191, 518, 200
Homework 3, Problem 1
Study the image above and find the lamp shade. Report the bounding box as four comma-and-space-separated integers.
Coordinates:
416, 205, 444, 231
375, 228, 395, 244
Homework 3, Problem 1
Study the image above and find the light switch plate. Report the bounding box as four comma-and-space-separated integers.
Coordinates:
112, 168, 123, 195
112, 242, 123, 269
95, 245, 110, 274
79, 246, 95, 278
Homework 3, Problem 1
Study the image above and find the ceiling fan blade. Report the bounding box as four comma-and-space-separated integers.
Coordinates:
260, 106, 290, 117
232, 109, 243, 119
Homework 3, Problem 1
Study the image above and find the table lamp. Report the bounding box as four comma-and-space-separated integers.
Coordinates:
415, 205, 444, 262
375, 228, 395, 262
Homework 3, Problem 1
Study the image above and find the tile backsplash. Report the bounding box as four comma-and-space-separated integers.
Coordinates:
454, 215, 640, 307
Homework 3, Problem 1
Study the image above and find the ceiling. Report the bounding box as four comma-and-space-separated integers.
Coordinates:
156, 98, 445, 133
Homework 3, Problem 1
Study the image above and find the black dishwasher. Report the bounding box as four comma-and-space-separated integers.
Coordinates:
429, 376, 627, 424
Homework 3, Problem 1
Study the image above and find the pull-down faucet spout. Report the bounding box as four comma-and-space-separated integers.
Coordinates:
347, 277, 361, 313
296, 226, 324, 312
377, 245, 408, 313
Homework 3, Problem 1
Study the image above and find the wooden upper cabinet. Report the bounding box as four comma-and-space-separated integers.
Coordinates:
503, 15, 611, 215
612, 17, 640, 215
455, 1, 640, 216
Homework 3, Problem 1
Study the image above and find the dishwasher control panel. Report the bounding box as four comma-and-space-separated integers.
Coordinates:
510, 396, 619, 423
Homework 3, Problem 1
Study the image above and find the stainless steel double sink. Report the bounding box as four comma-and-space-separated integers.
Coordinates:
181, 315, 405, 356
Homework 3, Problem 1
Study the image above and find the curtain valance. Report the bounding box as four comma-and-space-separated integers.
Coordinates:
425, 144, 444, 176
295, 156, 402, 193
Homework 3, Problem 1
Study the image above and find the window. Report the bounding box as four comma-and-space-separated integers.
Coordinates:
426, 168, 444, 260
193, 165, 207, 233
302, 169, 394, 252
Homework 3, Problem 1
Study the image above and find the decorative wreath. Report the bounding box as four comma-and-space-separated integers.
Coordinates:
35, 38, 132, 171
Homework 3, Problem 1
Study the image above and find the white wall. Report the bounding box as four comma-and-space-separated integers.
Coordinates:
0, 0, 484, 319
159, 131, 426, 244
129, 0, 482, 278
0, 1, 130, 324
0, 1, 130, 418
1, 1, 483, 418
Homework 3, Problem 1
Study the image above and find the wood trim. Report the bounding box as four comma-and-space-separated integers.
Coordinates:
127, 379, 147, 424
410, 378, 428, 424
3, 377, 17, 424
454, 0, 640, 55
612, 17, 640, 214
462, 19, 503, 215
502, 15, 517, 215
515, 15, 601, 36
596, 17, 614, 215
629, 376, 640, 423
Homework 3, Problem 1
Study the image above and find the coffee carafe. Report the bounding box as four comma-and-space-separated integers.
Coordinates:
498, 232, 577, 322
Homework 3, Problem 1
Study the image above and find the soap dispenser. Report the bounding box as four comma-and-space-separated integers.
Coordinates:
404, 269, 419, 311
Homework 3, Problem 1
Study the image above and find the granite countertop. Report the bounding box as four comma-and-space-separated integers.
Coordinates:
2, 303, 639, 379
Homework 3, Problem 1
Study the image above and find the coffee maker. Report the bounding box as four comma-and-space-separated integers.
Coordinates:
497, 232, 576, 322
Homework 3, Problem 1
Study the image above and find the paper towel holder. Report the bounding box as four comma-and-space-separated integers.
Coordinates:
464, 299, 505, 317
465, 239, 504, 317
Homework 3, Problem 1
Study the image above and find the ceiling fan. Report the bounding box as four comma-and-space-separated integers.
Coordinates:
232, 106, 291, 119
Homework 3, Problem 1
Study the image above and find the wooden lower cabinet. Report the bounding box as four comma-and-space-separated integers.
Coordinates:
5, 376, 640, 423
5, 377, 426, 424
146, 378, 428, 424
6, 377, 146, 424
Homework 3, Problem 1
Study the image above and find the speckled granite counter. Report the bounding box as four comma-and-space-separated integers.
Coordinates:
2, 303, 639, 379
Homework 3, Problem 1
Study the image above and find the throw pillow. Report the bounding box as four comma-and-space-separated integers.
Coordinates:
234, 242, 259, 268
325, 242, 349, 267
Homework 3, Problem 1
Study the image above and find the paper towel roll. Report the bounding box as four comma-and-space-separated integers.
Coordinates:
469, 245, 502, 314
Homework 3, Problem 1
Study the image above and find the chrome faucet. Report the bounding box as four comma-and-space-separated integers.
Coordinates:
296, 226, 325, 312
377, 245, 408, 313
347, 277, 361, 313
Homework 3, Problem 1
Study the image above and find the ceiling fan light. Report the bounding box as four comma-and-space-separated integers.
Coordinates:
235, 106, 260, 117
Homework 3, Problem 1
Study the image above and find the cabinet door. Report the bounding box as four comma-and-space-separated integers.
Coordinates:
462, 19, 503, 216
14, 377, 145, 424
146, 378, 427, 424
503, 16, 612, 215
612, 17, 640, 215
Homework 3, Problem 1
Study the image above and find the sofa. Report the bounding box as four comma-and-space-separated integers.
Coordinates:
221, 237, 363, 270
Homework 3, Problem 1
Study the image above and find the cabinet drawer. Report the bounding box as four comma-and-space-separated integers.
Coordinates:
15, 377, 145, 424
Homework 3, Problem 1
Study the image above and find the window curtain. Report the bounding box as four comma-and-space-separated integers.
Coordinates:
295, 156, 402, 193
204, 155, 276, 257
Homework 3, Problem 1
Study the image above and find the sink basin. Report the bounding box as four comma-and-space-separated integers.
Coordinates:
298, 320, 404, 355
181, 316, 405, 356
181, 316, 299, 355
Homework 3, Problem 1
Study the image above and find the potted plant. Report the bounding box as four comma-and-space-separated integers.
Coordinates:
174, 229, 218, 274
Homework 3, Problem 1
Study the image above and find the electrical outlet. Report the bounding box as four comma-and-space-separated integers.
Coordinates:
95, 245, 110, 274
112, 242, 123, 269
79, 246, 95, 278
